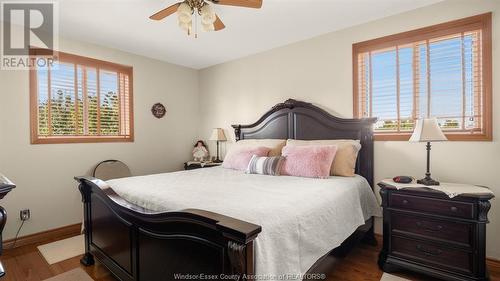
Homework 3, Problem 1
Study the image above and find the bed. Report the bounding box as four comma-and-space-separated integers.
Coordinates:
75, 99, 378, 280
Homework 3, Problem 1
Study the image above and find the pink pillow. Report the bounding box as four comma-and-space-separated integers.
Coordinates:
281, 145, 337, 179
223, 146, 271, 171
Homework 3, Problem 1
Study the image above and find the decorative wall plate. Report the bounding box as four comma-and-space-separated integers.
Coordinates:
151, 103, 166, 118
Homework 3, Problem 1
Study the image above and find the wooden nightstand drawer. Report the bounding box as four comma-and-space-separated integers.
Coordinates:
391, 236, 473, 274
389, 193, 474, 219
392, 213, 472, 247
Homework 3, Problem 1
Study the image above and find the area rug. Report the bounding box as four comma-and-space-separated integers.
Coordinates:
380, 273, 411, 281
43, 268, 93, 281
38, 234, 85, 265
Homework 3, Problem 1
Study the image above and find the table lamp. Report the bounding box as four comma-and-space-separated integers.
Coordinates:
409, 118, 448, 186
209, 128, 227, 163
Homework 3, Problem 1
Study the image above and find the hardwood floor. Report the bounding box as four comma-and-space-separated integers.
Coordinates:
2, 235, 499, 281
322, 237, 500, 281
2, 233, 114, 281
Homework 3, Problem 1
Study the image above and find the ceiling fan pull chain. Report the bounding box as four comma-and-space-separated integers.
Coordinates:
195, 12, 198, 38
191, 4, 194, 36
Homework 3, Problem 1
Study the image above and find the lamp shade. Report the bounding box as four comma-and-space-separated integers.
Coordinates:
202, 23, 215, 32
209, 128, 227, 141
200, 4, 216, 25
177, 2, 193, 32
409, 118, 448, 142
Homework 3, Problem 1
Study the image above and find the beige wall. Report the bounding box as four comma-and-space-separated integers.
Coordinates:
199, 0, 500, 259
0, 38, 199, 240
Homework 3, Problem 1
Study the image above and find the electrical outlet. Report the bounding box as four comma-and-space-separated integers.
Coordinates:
20, 209, 30, 221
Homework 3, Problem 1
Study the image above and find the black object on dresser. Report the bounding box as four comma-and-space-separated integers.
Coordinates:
0, 175, 16, 278
378, 182, 494, 281
184, 162, 222, 170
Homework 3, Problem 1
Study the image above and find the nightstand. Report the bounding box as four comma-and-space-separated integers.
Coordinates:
184, 162, 222, 170
378, 182, 494, 281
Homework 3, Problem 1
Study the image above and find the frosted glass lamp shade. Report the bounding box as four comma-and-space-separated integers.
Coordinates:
410, 118, 448, 142
200, 4, 216, 25
179, 21, 192, 32
209, 128, 227, 141
177, 3, 192, 25
202, 23, 215, 32
177, 2, 192, 15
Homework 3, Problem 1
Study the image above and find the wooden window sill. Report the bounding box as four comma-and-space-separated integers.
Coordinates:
31, 136, 134, 144
374, 133, 492, 141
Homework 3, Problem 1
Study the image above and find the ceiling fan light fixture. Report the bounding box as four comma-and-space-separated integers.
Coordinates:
202, 23, 215, 32
177, 16, 191, 25
178, 13, 192, 23
179, 20, 192, 32
200, 4, 216, 25
177, 2, 193, 23
177, 2, 192, 14
150, 0, 262, 35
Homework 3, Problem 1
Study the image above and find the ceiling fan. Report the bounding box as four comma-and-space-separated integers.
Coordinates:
150, 0, 263, 37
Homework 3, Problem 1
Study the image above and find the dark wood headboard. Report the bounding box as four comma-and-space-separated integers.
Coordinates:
231, 99, 377, 188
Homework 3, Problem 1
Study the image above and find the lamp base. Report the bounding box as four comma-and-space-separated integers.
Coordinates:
417, 177, 440, 186
212, 159, 223, 163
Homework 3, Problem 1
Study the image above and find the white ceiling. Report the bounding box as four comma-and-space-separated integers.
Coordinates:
57, 0, 442, 69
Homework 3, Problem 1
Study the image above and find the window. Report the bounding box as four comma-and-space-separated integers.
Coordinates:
30, 49, 133, 144
353, 13, 492, 141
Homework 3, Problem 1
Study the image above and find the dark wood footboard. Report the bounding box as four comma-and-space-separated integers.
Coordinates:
75, 176, 261, 281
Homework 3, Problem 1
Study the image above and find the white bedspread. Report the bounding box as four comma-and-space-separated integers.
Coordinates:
107, 167, 380, 277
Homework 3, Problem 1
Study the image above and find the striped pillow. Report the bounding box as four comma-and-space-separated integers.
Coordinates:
246, 155, 285, 176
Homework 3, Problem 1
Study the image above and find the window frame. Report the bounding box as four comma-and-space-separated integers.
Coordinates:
29, 48, 134, 144
352, 13, 492, 141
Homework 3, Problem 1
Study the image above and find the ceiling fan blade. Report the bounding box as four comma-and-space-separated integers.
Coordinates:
214, 15, 226, 31
210, 0, 262, 9
150, 3, 181, 20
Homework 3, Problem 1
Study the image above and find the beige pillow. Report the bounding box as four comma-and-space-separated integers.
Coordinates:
286, 139, 361, 177
229, 139, 286, 157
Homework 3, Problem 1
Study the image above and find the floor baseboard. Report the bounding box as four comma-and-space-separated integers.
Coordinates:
3, 223, 81, 249
487, 257, 500, 267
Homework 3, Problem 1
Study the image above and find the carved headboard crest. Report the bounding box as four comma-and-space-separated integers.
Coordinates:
270, 99, 307, 111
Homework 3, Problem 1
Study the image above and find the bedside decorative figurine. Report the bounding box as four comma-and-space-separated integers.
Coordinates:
192, 140, 209, 161
410, 118, 447, 186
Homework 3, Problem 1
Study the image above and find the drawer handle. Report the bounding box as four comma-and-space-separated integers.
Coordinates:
402, 199, 409, 205
450, 206, 458, 212
416, 244, 443, 256
416, 221, 443, 232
